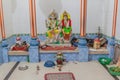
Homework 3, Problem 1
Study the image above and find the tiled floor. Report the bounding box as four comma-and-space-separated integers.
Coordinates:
0, 61, 115, 80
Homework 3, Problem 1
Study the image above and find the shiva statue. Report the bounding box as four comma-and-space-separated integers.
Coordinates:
61, 11, 72, 41
46, 10, 63, 43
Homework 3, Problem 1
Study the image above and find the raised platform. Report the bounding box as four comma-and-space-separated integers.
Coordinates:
7, 47, 109, 62
0, 34, 114, 63
8, 51, 28, 56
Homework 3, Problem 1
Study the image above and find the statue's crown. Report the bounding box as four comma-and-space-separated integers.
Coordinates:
49, 10, 58, 19
63, 11, 68, 16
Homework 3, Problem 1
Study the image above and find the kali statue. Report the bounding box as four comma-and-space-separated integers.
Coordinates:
61, 11, 72, 41
46, 10, 63, 43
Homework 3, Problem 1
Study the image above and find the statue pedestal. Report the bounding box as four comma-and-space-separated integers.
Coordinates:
78, 38, 88, 62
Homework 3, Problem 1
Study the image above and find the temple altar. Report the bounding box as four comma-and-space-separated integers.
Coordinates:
0, 0, 120, 80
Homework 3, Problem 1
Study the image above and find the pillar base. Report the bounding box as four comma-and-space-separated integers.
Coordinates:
30, 38, 39, 46
108, 37, 115, 59
2, 39, 8, 47
29, 46, 39, 62
2, 47, 9, 63
2, 39, 9, 63
78, 37, 88, 62
29, 38, 40, 63
78, 37, 87, 47
109, 37, 115, 46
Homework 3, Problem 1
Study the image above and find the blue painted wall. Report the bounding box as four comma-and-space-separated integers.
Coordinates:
9, 55, 28, 62
88, 54, 109, 61
40, 52, 79, 62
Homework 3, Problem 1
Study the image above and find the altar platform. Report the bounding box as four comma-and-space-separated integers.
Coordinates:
7, 47, 109, 62
0, 34, 114, 63
0, 61, 116, 80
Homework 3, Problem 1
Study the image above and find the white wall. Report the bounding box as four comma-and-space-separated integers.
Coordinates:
86, 0, 105, 33
3, 0, 120, 39
102, 0, 114, 37
7, 0, 104, 34
37, 0, 105, 34
36, 0, 80, 34
12, 0, 30, 34
2, 0, 13, 37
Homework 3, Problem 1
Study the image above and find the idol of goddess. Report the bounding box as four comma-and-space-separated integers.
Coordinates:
61, 11, 72, 41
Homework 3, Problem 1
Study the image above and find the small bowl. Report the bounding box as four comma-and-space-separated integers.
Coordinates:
98, 57, 112, 65
108, 67, 120, 76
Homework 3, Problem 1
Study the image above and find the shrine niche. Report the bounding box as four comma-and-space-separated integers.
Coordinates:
0, 0, 118, 64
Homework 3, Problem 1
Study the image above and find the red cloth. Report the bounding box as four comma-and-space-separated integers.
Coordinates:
41, 46, 76, 50
61, 19, 71, 27
12, 46, 28, 51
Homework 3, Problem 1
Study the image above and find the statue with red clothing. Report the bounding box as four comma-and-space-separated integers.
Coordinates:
61, 11, 72, 41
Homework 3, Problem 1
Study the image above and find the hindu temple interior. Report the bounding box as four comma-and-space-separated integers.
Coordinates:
0, 0, 120, 80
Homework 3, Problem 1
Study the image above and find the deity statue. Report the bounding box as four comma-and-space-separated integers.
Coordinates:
56, 51, 64, 66
16, 35, 22, 46
61, 11, 72, 41
46, 10, 62, 43
12, 35, 29, 51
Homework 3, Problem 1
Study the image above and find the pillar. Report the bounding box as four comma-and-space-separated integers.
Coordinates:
80, 0, 87, 37
78, 0, 88, 62
112, 0, 118, 37
0, 0, 5, 39
0, 0, 8, 63
29, 0, 39, 62
108, 0, 118, 59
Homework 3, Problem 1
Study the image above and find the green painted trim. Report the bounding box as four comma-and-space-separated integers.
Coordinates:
115, 39, 120, 43
102, 34, 112, 39
86, 33, 98, 35
5, 35, 14, 40
0, 35, 13, 44
37, 33, 45, 36
13, 34, 30, 36
11, 33, 100, 36
102, 34, 120, 44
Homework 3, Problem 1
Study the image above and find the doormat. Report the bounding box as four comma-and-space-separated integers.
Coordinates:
44, 72, 75, 80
